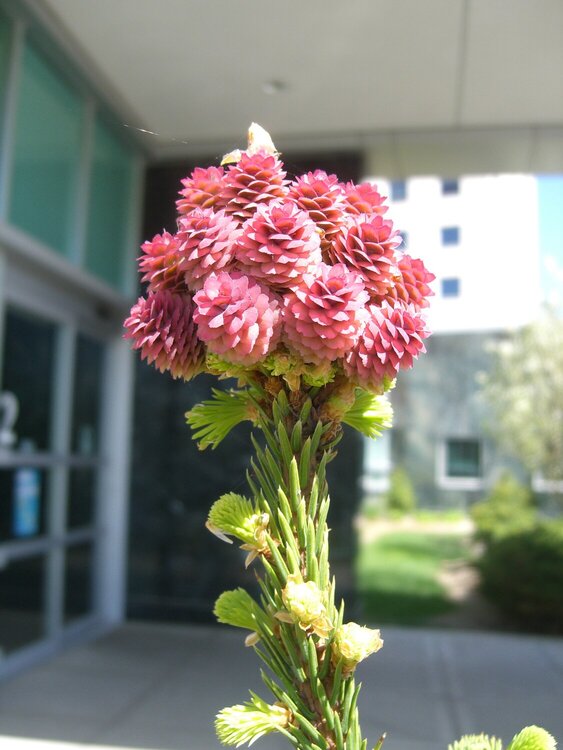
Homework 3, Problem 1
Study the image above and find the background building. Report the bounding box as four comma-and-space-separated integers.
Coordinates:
0, 1, 146, 676
363, 174, 541, 508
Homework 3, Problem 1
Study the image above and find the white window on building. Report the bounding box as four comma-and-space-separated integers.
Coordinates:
437, 438, 483, 491
441, 226, 460, 245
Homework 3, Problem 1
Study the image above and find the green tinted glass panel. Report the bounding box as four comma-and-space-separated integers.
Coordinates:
2, 308, 56, 451
64, 542, 94, 623
446, 439, 481, 478
0, 554, 46, 653
67, 469, 97, 529
71, 334, 104, 456
9, 41, 83, 254
0, 8, 12, 137
85, 117, 133, 288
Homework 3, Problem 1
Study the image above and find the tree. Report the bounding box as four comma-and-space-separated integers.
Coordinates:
479, 309, 563, 488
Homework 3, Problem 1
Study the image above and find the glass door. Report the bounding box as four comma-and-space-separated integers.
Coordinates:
0, 304, 107, 667
64, 332, 105, 625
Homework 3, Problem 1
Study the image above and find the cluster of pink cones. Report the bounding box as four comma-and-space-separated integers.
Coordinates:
125, 125, 434, 392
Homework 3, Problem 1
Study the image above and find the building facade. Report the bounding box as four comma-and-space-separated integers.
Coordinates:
363, 174, 541, 508
0, 0, 146, 677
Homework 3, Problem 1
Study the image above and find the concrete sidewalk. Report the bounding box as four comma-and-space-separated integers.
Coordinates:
0, 622, 562, 750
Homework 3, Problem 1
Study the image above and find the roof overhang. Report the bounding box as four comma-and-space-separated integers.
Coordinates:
30, 0, 563, 174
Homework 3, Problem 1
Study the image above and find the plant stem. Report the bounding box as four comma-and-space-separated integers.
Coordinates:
250, 383, 365, 750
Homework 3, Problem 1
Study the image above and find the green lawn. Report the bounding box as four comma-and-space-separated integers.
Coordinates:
356, 531, 470, 626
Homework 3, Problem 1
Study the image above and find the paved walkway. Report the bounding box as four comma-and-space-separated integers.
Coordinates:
0, 622, 562, 750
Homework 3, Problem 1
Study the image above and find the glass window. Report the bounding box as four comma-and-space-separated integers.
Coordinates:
64, 542, 94, 623
0, 7, 12, 140
441, 278, 460, 297
362, 431, 391, 495
9, 40, 83, 255
2, 308, 56, 451
85, 117, 134, 288
446, 439, 481, 478
67, 469, 97, 529
71, 334, 104, 456
390, 179, 406, 201
442, 226, 460, 245
0, 468, 48, 542
0, 554, 46, 654
442, 178, 459, 195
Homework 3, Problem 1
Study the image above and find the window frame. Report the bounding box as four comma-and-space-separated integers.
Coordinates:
437, 438, 484, 491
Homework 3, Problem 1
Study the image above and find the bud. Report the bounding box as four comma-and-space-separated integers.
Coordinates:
508, 726, 557, 750
186, 385, 258, 450
221, 148, 242, 166
262, 350, 336, 389
214, 588, 258, 627
221, 123, 278, 167
214, 589, 263, 648
319, 381, 357, 422
206, 493, 270, 566
216, 694, 292, 747
448, 735, 502, 750
341, 391, 394, 439
247, 122, 278, 156
332, 622, 383, 675
279, 574, 332, 638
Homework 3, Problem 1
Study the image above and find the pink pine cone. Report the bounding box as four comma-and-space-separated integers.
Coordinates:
344, 302, 429, 390
138, 231, 187, 294
176, 166, 226, 215
124, 291, 205, 380
223, 150, 288, 221
176, 208, 241, 291
343, 181, 388, 216
283, 263, 369, 365
288, 170, 346, 257
329, 214, 401, 298
193, 271, 281, 366
235, 201, 322, 290
395, 255, 435, 310
374, 254, 435, 310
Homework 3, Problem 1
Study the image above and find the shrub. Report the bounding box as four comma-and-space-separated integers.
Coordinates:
471, 473, 536, 544
479, 519, 563, 632
385, 467, 416, 515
